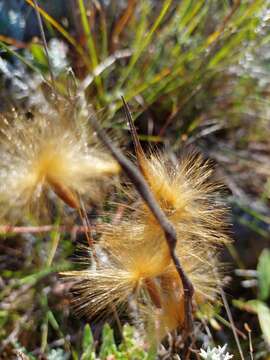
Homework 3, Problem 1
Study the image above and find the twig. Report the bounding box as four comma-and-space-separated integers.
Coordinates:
46, 230, 61, 267
88, 97, 194, 333
0, 225, 93, 235
220, 286, 245, 360
0, 34, 26, 49
244, 323, 254, 360
78, 198, 94, 248
80, 49, 132, 91
110, 0, 138, 52
33, 0, 56, 93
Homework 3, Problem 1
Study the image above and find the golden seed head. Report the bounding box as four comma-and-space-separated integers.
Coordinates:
61, 151, 229, 340
0, 98, 120, 222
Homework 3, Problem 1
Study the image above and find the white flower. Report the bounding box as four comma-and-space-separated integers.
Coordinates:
199, 344, 233, 360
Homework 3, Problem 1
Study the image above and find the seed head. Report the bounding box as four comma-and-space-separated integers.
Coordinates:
62, 151, 229, 340
0, 98, 120, 221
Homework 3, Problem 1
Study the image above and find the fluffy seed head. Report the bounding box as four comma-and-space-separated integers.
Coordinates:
137, 152, 227, 241
0, 98, 120, 221
62, 151, 229, 340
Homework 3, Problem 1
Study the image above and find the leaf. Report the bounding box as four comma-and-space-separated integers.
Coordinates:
47, 311, 60, 331
81, 324, 95, 360
83, 324, 94, 351
120, 0, 173, 85
99, 323, 118, 358
0, 40, 44, 76
257, 249, 270, 300
247, 300, 270, 346
119, 323, 157, 359
30, 43, 48, 68
77, 0, 103, 98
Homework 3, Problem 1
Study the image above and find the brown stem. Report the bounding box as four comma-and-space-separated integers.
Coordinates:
0, 225, 93, 235
110, 0, 138, 53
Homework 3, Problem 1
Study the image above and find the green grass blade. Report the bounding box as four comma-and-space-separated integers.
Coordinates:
25, 0, 92, 70
77, 0, 103, 99
120, 0, 173, 86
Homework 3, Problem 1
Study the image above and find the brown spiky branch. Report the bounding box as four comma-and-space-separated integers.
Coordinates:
88, 97, 194, 333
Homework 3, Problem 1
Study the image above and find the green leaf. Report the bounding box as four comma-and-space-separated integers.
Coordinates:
30, 43, 48, 68
83, 324, 94, 351
47, 311, 60, 331
247, 300, 270, 346
119, 324, 157, 359
257, 249, 270, 300
120, 0, 173, 86
81, 324, 95, 360
99, 323, 117, 358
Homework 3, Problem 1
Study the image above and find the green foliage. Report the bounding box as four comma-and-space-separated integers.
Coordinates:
233, 248, 270, 355
29, 43, 49, 70
78, 323, 155, 359
257, 249, 270, 301
248, 300, 270, 347
3, 1, 268, 127
99, 324, 119, 358
81, 324, 95, 360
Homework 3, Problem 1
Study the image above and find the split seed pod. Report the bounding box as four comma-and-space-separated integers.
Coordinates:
62, 117, 229, 340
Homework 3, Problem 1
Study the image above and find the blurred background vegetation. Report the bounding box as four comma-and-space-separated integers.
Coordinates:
0, 0, 270, 359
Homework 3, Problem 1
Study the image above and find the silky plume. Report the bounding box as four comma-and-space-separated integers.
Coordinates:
0, 96, 120, 222
62, 149, 229, 340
